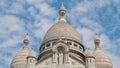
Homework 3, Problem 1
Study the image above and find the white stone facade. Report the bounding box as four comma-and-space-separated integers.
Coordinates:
10, 4, 113, 68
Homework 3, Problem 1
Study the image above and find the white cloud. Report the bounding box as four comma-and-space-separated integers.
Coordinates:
92, 0, 111, 8
0, 15, 25, 49
0, 0, 8, 7
33, 18, 54, 39
0, 0, 30, 65
0, 15, 26, 68
77, 27, 95, 49
0, 15, 25, 39
100, 34, 114, 49
25, 0, 43, 4
27, 1, 58, 39
8, 2, 25, 14
80, 18, 104, 33
34, 3, 57, 18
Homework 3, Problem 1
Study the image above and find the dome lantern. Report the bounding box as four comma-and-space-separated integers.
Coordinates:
59, 3, 66, 21
23, 33, 30, 49
94, 34, 100, 50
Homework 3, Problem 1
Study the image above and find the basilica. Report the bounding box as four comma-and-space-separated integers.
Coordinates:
10, 4, 113, 68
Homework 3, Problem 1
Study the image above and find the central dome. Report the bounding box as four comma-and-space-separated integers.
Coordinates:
43, 4, 81, 43
43, 20, 81, 43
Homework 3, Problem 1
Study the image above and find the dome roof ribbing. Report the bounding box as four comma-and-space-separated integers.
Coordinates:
94, 34, 112, 68
43, 4, 81, 43
94, 49, 112, 68
11, 49, 30, 65
10, 33, 30, 68
43, 20, 81, 43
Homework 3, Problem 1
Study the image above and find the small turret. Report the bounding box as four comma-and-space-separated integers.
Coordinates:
27, 49, 36, 68
86, 48, 96, 68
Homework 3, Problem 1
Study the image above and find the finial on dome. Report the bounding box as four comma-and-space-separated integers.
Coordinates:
60, 3, 66, 11
59, 3, 66, 21
94, 33, 101, 50
23, 33, 30, 49
95, 33, 100, 41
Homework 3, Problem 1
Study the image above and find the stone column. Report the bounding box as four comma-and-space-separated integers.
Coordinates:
52, 51, 56, 64
50, 42, 52, 47
65, 51, 69, 64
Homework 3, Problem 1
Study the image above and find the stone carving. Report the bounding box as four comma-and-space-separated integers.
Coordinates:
58, 51, 64, 64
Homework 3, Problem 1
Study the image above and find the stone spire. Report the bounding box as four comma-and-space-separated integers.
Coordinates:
59, 3, 66, 21
23, 33, 30, 49
94, 34, 100, 50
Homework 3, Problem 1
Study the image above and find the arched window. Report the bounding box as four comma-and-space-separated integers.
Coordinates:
67, 41, 71, 45
74, 43, 77, 47
46, 43, 50, 47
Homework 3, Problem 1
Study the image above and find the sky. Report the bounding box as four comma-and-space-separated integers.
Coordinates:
0, 0, 120, 68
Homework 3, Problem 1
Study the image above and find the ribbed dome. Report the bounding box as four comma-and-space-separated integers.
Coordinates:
10, 33, 31, 68
10, 49, 29, 68
94, 49, 112, 68
94, 34, 112, 68
11, 49, 29, 63
43, 20, 81, 43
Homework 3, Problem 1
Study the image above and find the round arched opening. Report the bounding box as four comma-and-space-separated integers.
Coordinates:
57, 46, 65, 52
